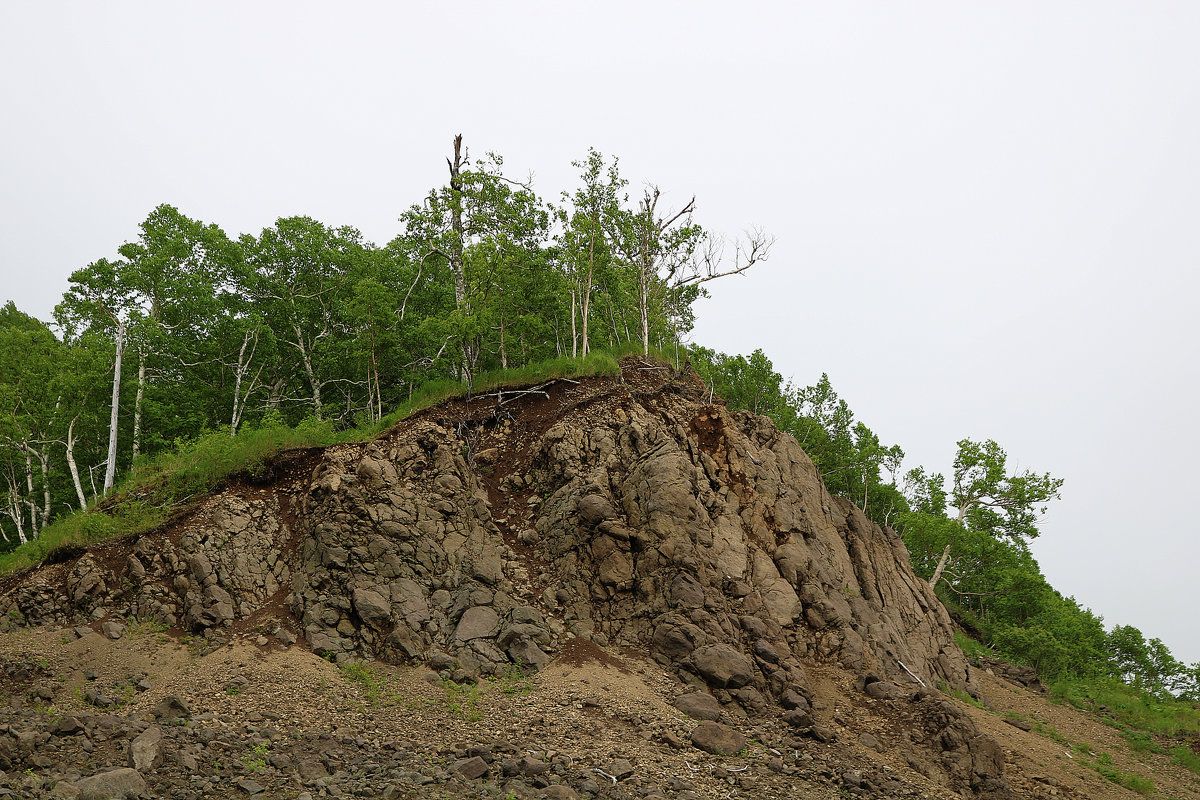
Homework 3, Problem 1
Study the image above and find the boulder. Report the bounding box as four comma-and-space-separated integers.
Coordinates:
692, 644, 754, 689
690, 721, 746, 756
673, 692, 722, 721
74, 768, 148, 800
128, 725, 163, 771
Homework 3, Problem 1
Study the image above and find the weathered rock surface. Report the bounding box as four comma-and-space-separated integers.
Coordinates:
0, 359, 1003, 797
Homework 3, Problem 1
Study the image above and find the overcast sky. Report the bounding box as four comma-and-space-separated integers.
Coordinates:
2, 3, 1198, 662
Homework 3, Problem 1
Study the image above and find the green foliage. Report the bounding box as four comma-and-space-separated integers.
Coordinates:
338, 660, 403, 708
951, 438, 1063, 543
953, 631, 996, 661
440, 677, 484, 721
240, 743, 268, 773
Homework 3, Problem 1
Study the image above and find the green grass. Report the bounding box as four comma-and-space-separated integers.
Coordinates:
1123, 730, 1165, 754
954, 630, 997, 661
0, 349, 651, 577
339, 660, 404, 708
441, 677, 485, 721
938, 679, 986, 709
1170, 745, 1200, 775
1093, 753, 1155, 795
1051, 676, 1200, 739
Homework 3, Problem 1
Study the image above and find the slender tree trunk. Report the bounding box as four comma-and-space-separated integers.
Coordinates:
36, 445, 50, 528
103, 322, 125, 495
293, 325, 322, 418
447, 134, 471, 382
131, 348, 145, 463
4, 481, 26, 545
23, 448, 37, 538
570, 290, 578, 358
582, 227, 595, 357
498, 317, 508, 369
448, 134, 468, 312
231, 329, 252, 435
929, 544, 952, 590
65, 416, 87, 510
639, 275, 650, 357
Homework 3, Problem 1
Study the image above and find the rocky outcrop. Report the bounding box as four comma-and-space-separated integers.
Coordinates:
0, 359, 1001, 796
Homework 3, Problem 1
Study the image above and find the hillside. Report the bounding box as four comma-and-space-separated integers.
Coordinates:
0, 358, 1196, 799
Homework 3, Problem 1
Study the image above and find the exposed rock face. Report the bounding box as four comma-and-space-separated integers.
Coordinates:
0, 360, 999, 796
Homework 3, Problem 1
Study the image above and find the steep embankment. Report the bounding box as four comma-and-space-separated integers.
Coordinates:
0, 358, 1047, 798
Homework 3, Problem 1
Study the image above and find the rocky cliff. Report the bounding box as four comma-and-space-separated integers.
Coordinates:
0, 358, 1011, 797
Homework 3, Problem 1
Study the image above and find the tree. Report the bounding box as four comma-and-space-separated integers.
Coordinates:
55, 257, 136, 495
399, 135, 549, 383
557, 149, 626, 357
952, 438, 1063, 543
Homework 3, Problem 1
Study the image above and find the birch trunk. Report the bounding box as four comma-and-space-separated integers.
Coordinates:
293, 325, 322, 419
581, 227, 595, 357
103, 321, 125, 494
131, 348, 145, 462
65, 416, 87, 509
929, 544, 952, 590
23, 448, 37, 538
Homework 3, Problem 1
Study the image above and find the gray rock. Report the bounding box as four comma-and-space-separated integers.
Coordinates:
353, 587, 392, 628
296, 756, 329, 780
152, 694, 191, 722
74, 767, 148, 799
100, 620, 125, 640
236, 778, 265, 795
690, 721, 746, 756
865, 679, 908, 700
692, 644, 754, 689
453, 755, 489, 779
673, 692, 722, 721
127, 725, 162, 771
858, 732, 884, 751
455, 606, 500, 641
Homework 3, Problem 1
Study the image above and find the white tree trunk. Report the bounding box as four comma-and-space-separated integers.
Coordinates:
22, 446, 38, 538
65, 416, 87, 510
36, 445, 50, 528
570, 290, 578, 358
103, 321, 125, 495
929, 544, 952, 590
131, 348, 145, 463
293, 325, 322, 419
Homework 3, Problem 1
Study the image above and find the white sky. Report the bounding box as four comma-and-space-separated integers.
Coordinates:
2, 3, 1198, 662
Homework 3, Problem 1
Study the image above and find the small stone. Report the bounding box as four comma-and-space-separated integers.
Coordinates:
455, 606, 500, 641
858, 732, 884, 751
691, 644, 754, 689
152, 694, 191, 722
453, 755, 489, 779
605, 758, 634, 780
236, 777, 265, 794
51, 715, 85, 736
101, 620, 125, 640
